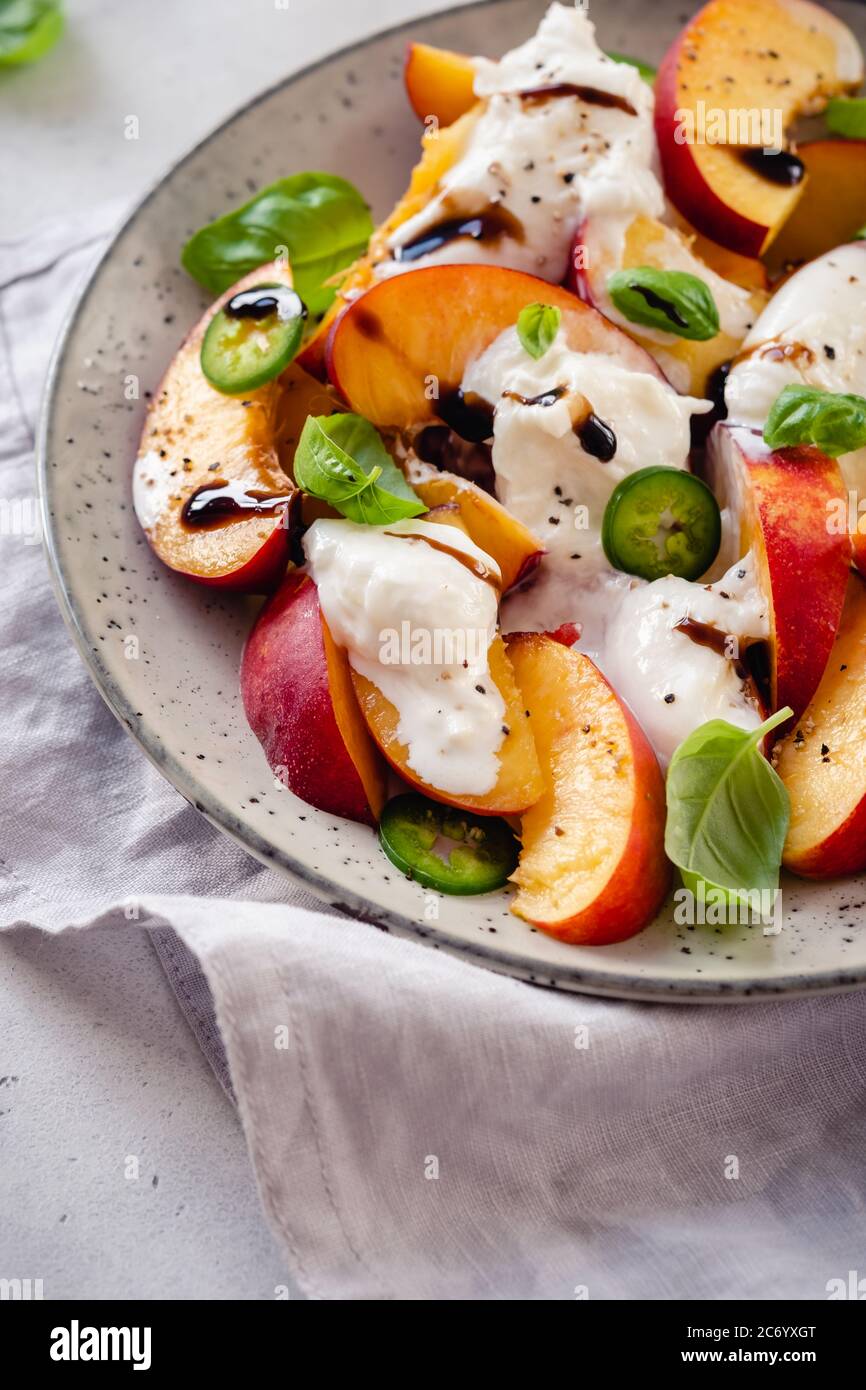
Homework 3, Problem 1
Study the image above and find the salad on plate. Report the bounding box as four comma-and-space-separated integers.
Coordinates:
132, 0, 866, 948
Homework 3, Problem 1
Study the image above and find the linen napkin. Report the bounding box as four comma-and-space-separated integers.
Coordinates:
3, 209, 866, 1301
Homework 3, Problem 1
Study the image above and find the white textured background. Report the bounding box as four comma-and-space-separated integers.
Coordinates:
1, 0, 459, 1302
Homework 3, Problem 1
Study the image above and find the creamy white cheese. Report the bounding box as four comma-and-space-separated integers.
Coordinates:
725, 243, 866, 424
133, 449, 178, 532
458, 324, 767, 759
463, 325, 709, 633
600, 553, 768, 765
725, 242, 866, 499
304, 517, 506, 796
382, 3, 660, 284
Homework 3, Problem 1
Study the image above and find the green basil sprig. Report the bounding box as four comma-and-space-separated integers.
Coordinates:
294, 413, 425, 526
0, 0, 63, 65
605, 51, 656, 84
181, 173, 373, 320
763, 385, 866, 457
517, 303, 562, 360
825, 96, 866, 140
665, 708, 792, 911
607, 267, 720, 341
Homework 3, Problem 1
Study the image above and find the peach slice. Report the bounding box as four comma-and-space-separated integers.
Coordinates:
241, 571, 387, 826
404, 41, 477, 127
723, 241, 866, 576
134, 261, 337, 591
777, 574, 866, 877
411, 468, 543, 592
705, 424, 851, 727
351, 635, 543, 817
327, 263, 665, 431
672, 217, 770, 293
571, 213, 767, 395
506, 633, 670, 946
298, 107, 482, 378
654, 0, 864, 256
765, 140, 866, 274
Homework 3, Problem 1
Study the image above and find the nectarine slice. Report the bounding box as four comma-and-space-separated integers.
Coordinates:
778, 575, 866, 878
672, 217, 770, 293
298, 108, 482, 378
327, 264, 664, 430
572, 212, 765, 395
134, 261, 336, 591
765, 141, 866, 274
404, 41, 477, 127
706, 425, 851, 728
777, 575, 866, 878
655, 0, 863, 256
506, 634, 670, 945
241, 572, 387, 826
410, 467, 543, 592
351, 635, 543, 816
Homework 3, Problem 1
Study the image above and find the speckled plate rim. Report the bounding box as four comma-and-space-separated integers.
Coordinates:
37, 0, 866, 1004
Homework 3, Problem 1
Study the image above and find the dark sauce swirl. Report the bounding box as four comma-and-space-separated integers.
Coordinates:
181, 478, 297, 530
224, 285, 306, 322
738, 148, 805, 188
576, 412, 617, 462
674, 618, 771, 707
691, 361, 730, 449
519, 83, 637, 116
673, 617, 731, 660
502, 385, 568, 408
394, 206, 525, 264
437, 388, 496, 443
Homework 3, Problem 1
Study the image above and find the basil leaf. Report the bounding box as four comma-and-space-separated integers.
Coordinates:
0, 0, 63, 65
605, 51, 656, 84
181, 173, 373, 320
763, 384, 866, 457
294, 413, 425, 526
607, 267, 720, 341
665, 708, 792, 909
517, 303, 562, 360
825, 96, 866, 140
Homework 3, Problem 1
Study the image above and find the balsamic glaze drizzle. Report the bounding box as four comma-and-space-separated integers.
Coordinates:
224, 285, 306, 322
519, 83, 637, 116
738, 147, 805, 187
437, 388, 496, 443
394, 206, 524, 264
502, 385, 567, 409
181, 478, 296, 529
576, 412, 617, 462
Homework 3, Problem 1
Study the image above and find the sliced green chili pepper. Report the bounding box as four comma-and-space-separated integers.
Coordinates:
378, 794, 519, 895
200, 282, 306, 394
602, 465, 722, 582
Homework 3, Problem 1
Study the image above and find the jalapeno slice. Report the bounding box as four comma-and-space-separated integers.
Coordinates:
200, 282, 307, 394
601, 465, 721, 582
378, 794, 519, 895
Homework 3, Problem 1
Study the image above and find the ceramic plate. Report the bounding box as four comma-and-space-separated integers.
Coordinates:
39, 0, 866, 1001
